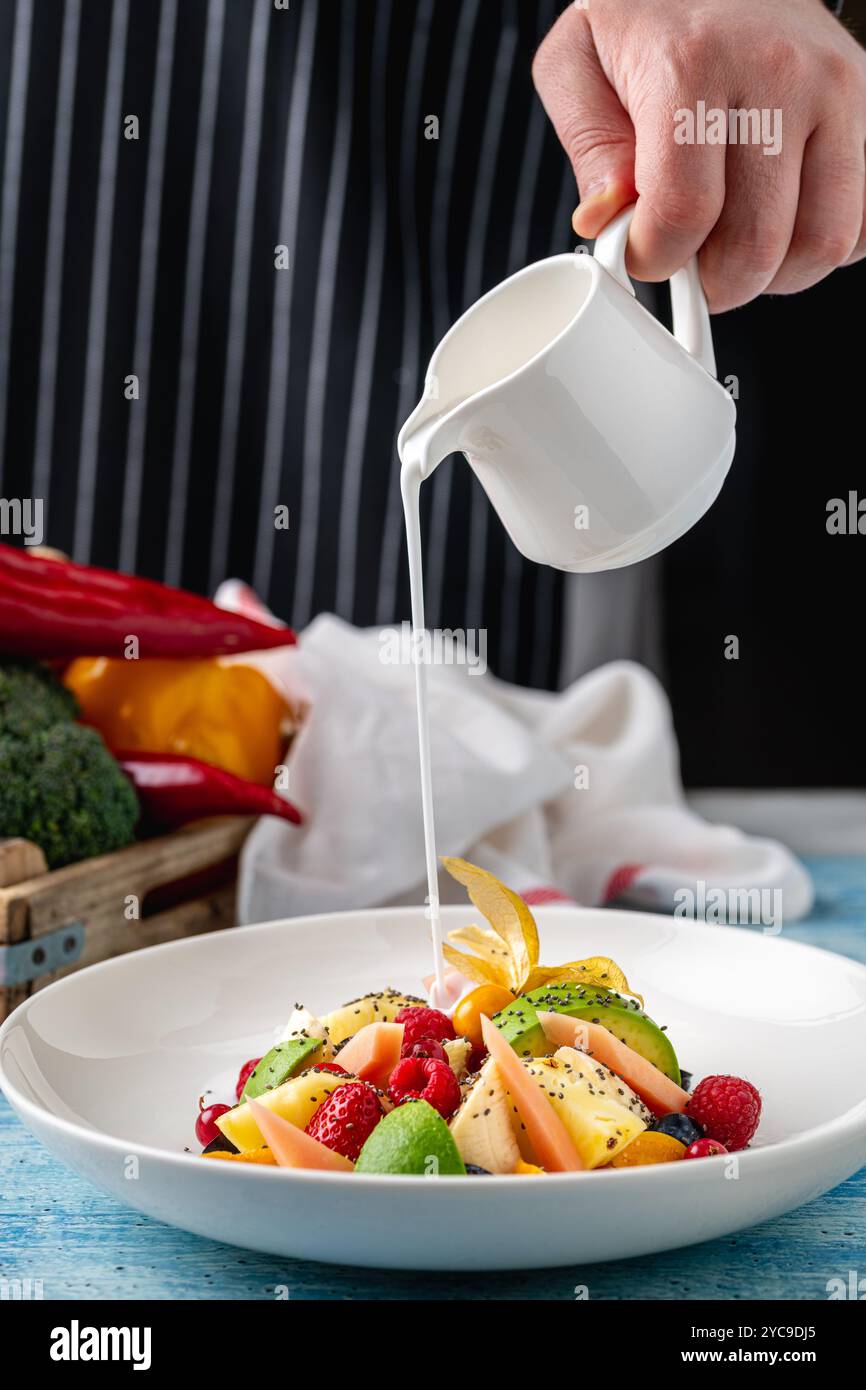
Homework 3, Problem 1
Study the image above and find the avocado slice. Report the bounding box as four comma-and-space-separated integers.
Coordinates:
493, 997, 548, 1059
493, 982, 681, 1084
493, 983, 628, 1059
241, 1035, 323, 1101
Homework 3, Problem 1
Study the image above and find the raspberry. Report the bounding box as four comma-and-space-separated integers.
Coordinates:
305, 1081, 384, 1161
684, 1137, 728, 1160
312, 1062, 347, 1075
388, 1056, 462, 1119
403, 1037, 447, 1062
467, 1045, 487, 1074
686, 1074, 762, 1151
394, 1005, 456, 1051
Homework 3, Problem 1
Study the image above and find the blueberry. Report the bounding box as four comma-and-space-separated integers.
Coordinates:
464, 1164, 492, 1176
202, 1132, 238, 1155
650, 1112, 703, 1146
680, 1069, 693, 1092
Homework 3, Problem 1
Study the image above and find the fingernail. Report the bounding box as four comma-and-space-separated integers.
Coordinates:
580, 178, 608, 200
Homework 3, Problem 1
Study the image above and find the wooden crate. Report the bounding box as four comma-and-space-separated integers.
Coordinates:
0, 817, 256, 1023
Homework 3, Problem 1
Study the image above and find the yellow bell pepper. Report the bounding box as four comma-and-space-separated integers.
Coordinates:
63, 657, 291, 786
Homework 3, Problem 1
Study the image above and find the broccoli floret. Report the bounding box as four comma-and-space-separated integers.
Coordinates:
0, 723, 139, 868
0, 660, 79, 740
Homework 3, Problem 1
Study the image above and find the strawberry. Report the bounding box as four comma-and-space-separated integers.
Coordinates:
305, 1081, 384, 1162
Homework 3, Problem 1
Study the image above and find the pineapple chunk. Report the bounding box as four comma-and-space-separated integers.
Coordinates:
217, 1068, 353, 1152
551, 1047, 652, 1125
520, 1057, 647, 1168
322, 989, 424, 1045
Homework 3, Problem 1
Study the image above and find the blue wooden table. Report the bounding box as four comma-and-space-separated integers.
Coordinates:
2, 856, 865, 1301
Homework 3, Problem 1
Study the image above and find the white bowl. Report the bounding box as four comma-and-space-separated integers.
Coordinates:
2, 906, 866, 1271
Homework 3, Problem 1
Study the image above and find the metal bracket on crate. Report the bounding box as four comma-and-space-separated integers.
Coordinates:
0, 922, 85, 987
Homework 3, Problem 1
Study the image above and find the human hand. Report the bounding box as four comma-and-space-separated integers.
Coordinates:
532, 0, 866, 310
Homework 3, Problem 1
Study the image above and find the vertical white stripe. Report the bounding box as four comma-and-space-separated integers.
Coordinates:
505, 117, 547, 275
289, 4, 358, 629
551, 153, 577, 246
252, 0, 318, 600
207, 0, 271, 593
460, 31, 518, 310
374, 0, 435, 625
32, 0, 81, 502
118, 0, 178, 572
421, 0, 483, 628
506, 0, 554, 276
333, 0, 392, 620
163, 0, 225, 588
497, 0, 555, 681
530, 159, 576, 690
462, 22, 519, 634
72, 0, 130, 561
0, 0, 33, 476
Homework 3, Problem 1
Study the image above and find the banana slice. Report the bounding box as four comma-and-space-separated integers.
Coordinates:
444, 1036, 472, 1080
449, 1058, 521, 1174
278, 1004, 334, 1061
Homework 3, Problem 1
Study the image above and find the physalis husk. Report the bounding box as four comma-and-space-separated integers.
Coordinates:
441, 857, 642, 1004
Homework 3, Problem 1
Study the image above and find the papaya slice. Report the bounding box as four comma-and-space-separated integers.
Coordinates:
247, 1098, 354, 1172
479, 1014, 584, 1172
335, 1022, 404, 1089
537, 1011, 689, 1117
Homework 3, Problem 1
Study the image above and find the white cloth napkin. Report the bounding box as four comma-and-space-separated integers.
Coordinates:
228, 610, 813, 928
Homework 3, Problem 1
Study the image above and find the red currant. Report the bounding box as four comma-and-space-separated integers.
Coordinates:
195, 1096, 231, 1146
684, 1137, 729, 1160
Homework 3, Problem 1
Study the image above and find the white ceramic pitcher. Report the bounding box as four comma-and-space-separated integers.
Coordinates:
399, 205, 736, 572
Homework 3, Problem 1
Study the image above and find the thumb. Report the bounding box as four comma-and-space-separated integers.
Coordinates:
532, 6, 636, 239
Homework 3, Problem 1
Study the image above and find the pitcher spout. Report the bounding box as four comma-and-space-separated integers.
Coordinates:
398, 390, 467, 479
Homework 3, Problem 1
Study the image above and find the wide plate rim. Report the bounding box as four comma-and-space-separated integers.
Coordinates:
2, 904, 866, 1192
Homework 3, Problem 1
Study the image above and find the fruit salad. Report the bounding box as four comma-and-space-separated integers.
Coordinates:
197, 859, 762, 1175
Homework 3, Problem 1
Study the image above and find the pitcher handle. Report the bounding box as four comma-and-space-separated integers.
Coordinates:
592, 203, 717, 379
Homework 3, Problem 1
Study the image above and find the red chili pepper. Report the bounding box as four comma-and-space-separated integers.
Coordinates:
116, 750, 303, 829
0, 544, 294, 659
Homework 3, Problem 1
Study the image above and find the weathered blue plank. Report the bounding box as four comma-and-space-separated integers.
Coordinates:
2, 854, 865, 1301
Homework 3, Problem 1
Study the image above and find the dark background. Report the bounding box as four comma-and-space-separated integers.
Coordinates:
0, 0, 863, 791
659, 0, 866, 790
665, 260, 865, 788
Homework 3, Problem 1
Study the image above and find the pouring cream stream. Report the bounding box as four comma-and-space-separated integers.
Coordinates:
400, 425, 449, 1007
